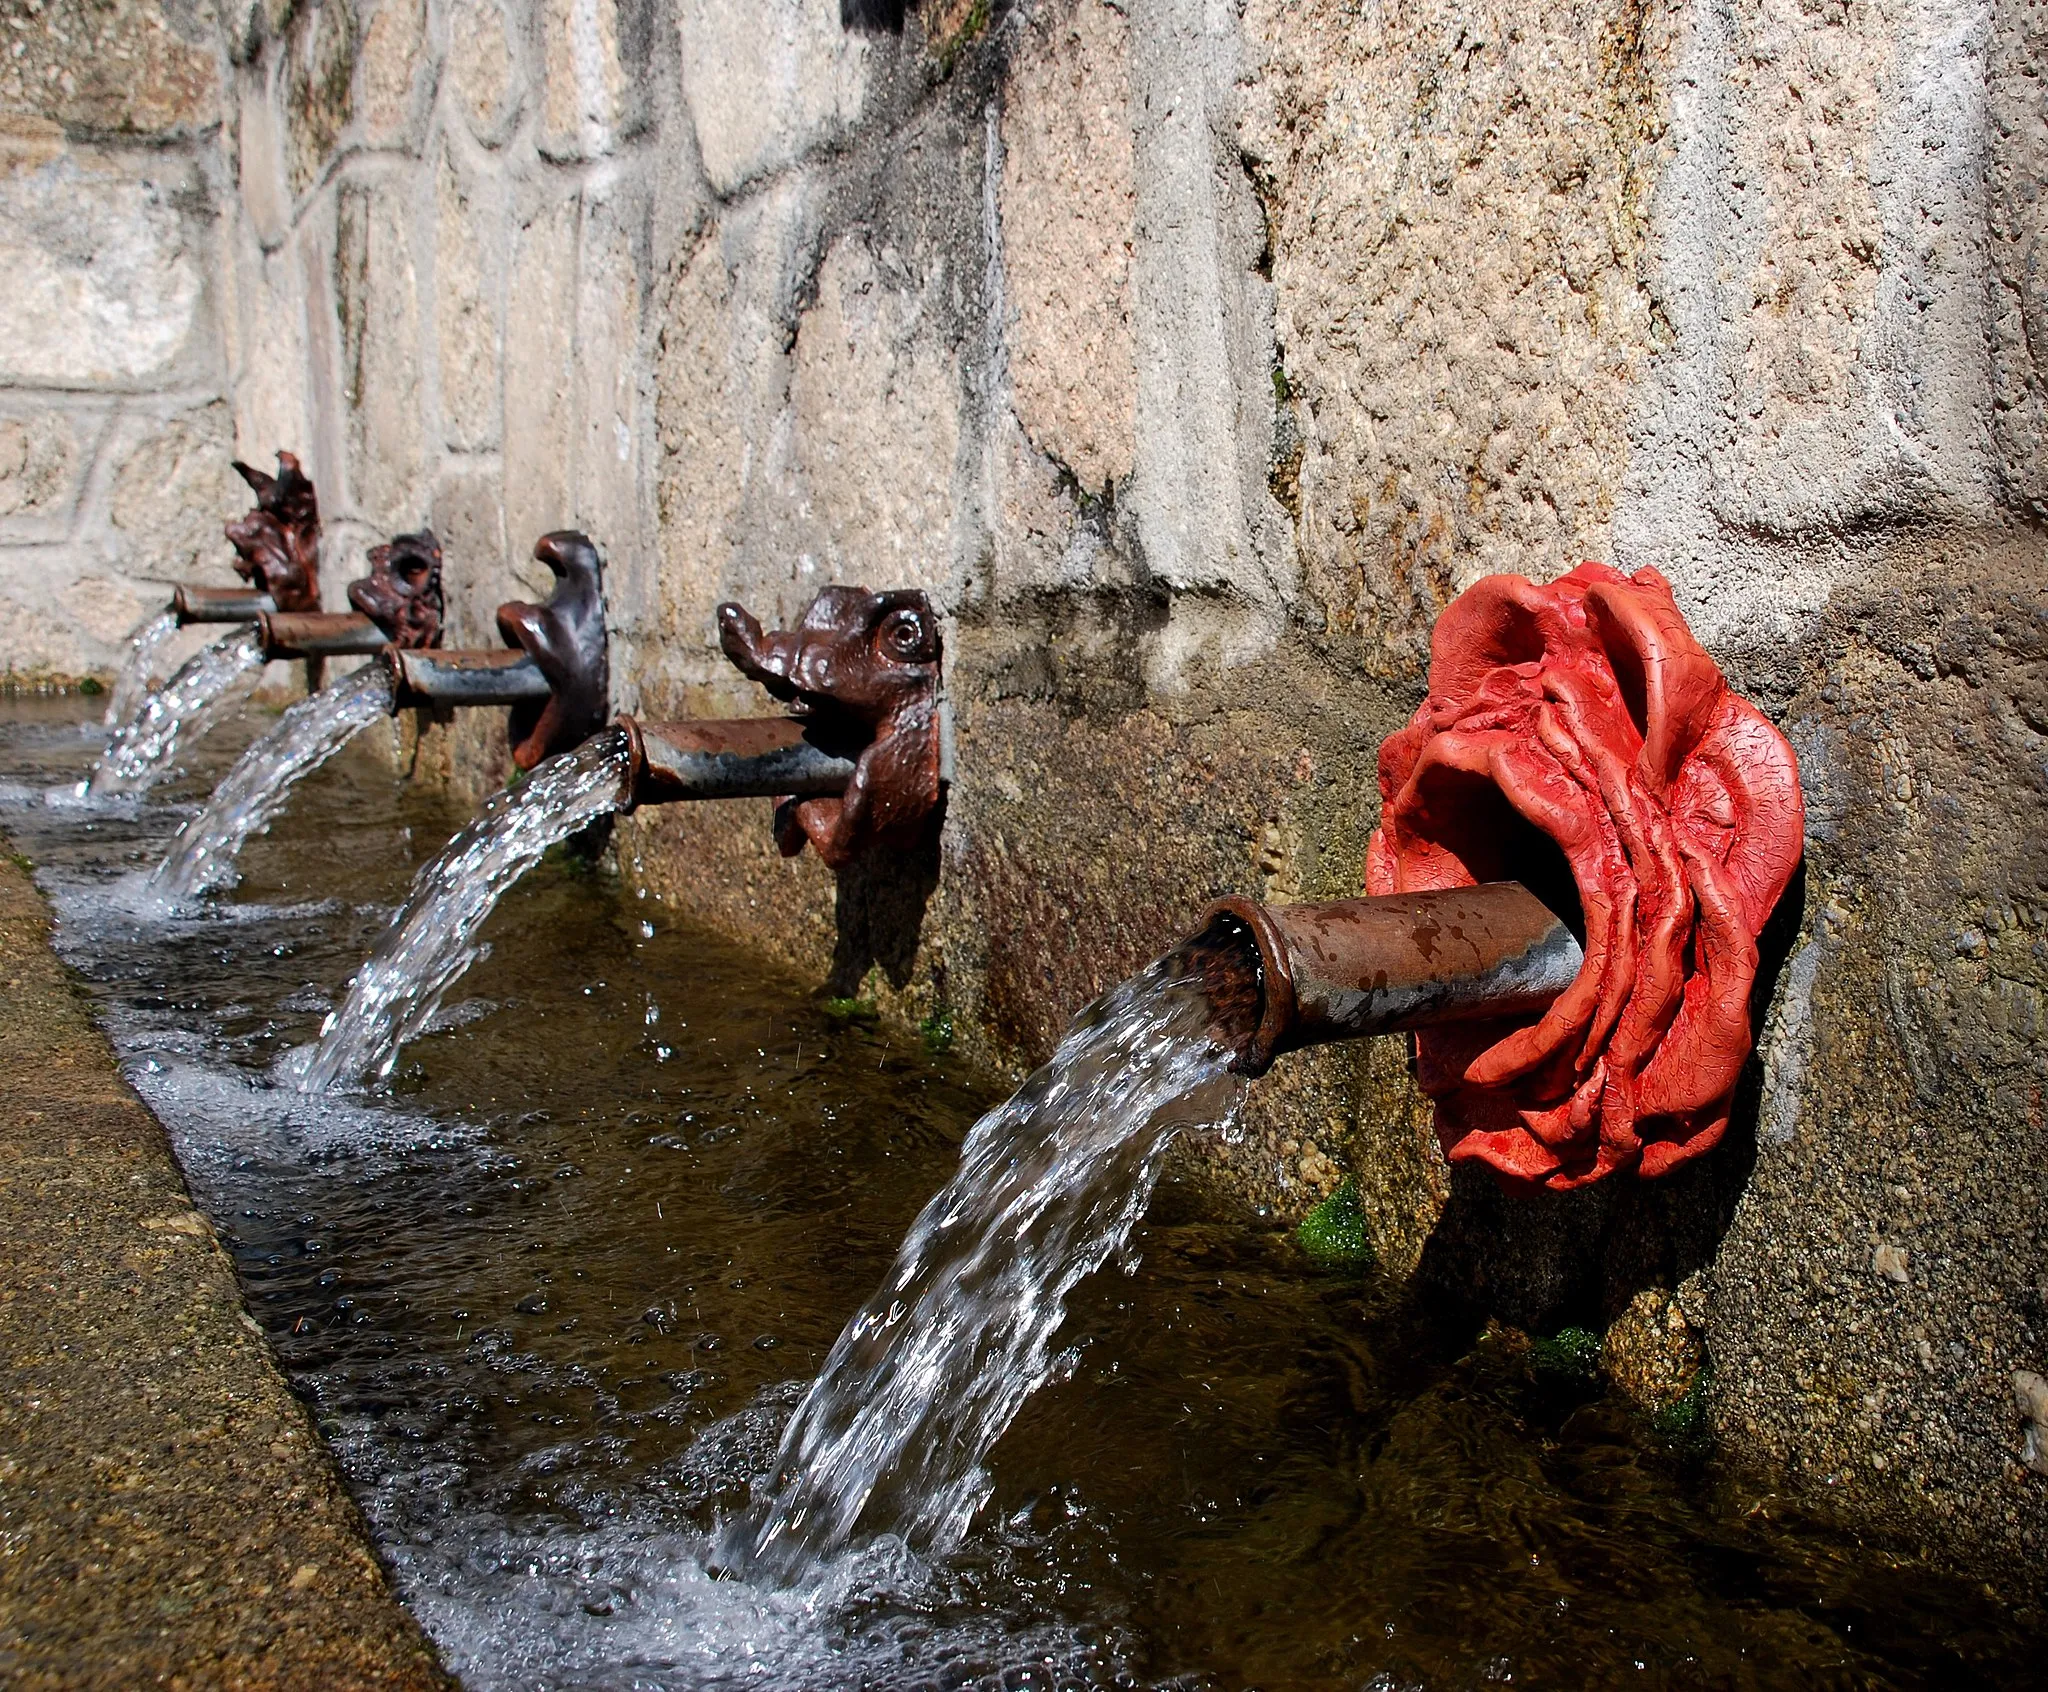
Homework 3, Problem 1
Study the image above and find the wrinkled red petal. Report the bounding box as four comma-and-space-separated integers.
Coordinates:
1363, 563, 1805, 1192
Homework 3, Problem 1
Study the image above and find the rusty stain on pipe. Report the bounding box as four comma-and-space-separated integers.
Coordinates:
256, 611, 390, 661
1195, 882, 1584, 1077
174, 584, 277, 625
383, 647, 552, 713
617, 716, 857, 813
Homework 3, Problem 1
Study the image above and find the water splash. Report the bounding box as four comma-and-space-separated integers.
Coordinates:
150, 661, 396, 903
102, 607, 181, 735
291, 728, 631, 1091
724, 944, 1245, 1584
89, 625, 266, 796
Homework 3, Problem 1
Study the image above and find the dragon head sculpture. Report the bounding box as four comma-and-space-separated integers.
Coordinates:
716, 586, 943, 870
224, 451, 321, 613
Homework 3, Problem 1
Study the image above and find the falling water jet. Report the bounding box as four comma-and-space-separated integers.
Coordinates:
150, 661, 399, 902
101, 609, 184, 738
87, 626, 270, 797
289, 728, 635, 1092
720, 926, 1261, 1586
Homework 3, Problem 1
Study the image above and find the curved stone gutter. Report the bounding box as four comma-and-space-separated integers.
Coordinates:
0, 844, 450, 1689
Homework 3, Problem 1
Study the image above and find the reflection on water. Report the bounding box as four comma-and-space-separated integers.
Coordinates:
0, 695, 2036, 1691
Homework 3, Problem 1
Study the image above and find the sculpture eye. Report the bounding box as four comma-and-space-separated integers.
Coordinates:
876, 607, 934, 663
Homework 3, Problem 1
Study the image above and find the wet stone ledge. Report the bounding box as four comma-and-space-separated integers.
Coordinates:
0, 845, 448, 1689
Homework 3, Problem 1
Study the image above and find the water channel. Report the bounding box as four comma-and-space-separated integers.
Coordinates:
0, 693, 2034, 1690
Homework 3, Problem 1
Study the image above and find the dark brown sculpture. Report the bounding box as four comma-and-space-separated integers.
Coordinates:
495, 531, 610, 770
225, 451, 321, 613
348, 530, 445, 650
717, 586, 943, 870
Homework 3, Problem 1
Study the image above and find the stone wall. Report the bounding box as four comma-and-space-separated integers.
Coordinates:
16, 0, 2048, 1594
0, 0, 241, 683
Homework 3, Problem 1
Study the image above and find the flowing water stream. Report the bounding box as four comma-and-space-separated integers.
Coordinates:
293, 728, 633, 1091
729, 948, 1245, 1583
102, 607, 183, 737
152, 660, 398, 902
0, 695, 2038, 1691
89, 624, 267, 795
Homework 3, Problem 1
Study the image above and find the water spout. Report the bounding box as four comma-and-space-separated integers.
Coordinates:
617, 715, 856, 808
173, 584, 278, 625
1193, 882, 1586, 1076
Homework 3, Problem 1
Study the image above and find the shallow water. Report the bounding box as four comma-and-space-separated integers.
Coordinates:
1, 695, 2039, 1691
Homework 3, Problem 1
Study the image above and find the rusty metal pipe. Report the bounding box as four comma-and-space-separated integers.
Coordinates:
173, 583, 276, 625
617, 715, 856, 812
383, 647, 552, 713
256, 610, 388, 661
1196, 882, 1584, 1077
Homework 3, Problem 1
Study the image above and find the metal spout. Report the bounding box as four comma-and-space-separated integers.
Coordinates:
384, 647, 552, 712
1195, 882, 1584, 1077
174, 583, 276, 625
617, 716, 857, 813
256, 611, 389, 661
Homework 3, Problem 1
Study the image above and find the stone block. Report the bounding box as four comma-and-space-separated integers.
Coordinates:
0, 409, 87, 532
236, 67, 291, 249
334, 180, 428, 526
227, 237, 313, 478
676, 0, 869, 196
429, 466, 511, 648
573, 186, 646, 579
283, 0, 358, 198
1240, 0, 1663, 655
0, 0, 220, 138
787, 235, 961, 600
501, 192, 579, 588
358, 0, 428, 149
1000, 0, 1136, 495
434, 148, 505, 452
539, 0, 631, 162
444, 0, 522, 148
0, 141, 210, 389
1129, 0, 1294, 611
106, 400, 241, 584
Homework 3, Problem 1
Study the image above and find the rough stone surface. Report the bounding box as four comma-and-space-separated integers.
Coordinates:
0, 845, 450, 1689
433, 146, 505, 453
0, 0, 220, 138
675, 0, 870, 196
999, 0, 1136, 495
445, 0, 522, 147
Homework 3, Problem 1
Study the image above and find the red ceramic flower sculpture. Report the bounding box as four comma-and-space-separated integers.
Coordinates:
1365, 563, 1804, 1190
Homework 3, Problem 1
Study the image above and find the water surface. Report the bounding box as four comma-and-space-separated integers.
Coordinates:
0, 696, 2036, 1691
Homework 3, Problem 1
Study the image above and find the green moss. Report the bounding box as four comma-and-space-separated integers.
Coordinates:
1651, 1362, 1714, 1450
1296, 1177, 1373, 1266
919, 1004, 955, 1055
934, 0, 989, 75
1271, 365, 1292, 404
77, 676, 104, 696
1529, 1326, 1603, 1383
822, 996, 880, 1026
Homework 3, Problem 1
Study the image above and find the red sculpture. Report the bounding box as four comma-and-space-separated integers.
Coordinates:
348, 530, 445, 650
1365, 563, 1804, 1190
717, 588, 944, 869
225, 452, 321, 613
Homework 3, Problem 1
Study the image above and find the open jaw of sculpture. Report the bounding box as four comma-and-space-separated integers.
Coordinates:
348, 530, 445, 650
224, 451, 322, 614
1363, 562, 1805, 1191
716, 587, 944, 869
